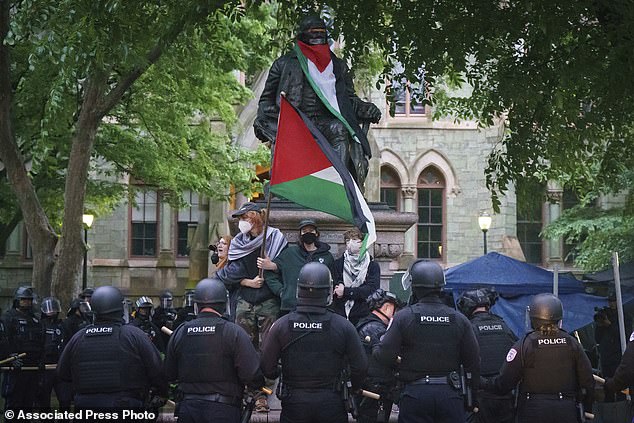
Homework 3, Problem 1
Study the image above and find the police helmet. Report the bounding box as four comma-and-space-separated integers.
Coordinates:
182, 290, 195, 308
409, 260, 445, 288
457, 288, 491, 317
367, 289, 401, 311
194, 278, 228, 305
41, 297, 61, 316
297, 262, 332, 290
160, 290, 174, 308
90, 286, 124, 316
79, 287, 94, 300
296, 262, 332, 307
14, 286, 35, 301
135, 296, 154, 309
529, 293, 563, 329
193, 278, 228, 314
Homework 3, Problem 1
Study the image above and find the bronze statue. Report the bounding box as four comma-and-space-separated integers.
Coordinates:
254, 15, 381, 193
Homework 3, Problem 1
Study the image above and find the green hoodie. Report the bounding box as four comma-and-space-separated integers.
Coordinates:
264, 241, 335, 312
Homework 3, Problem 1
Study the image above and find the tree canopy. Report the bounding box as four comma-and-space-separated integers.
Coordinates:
278, 0, 634, 270
0, 0, 275, 303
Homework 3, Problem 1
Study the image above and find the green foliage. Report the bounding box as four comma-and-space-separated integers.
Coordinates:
542, 171, 634, 271
276, 0, 634, 270
3, 1, 276, 226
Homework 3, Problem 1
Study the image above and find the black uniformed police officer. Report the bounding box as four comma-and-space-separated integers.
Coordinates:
63, 298, 92, 338
174, 290, 196, 329
164, 277, 264, 423
356, 289, 401, 423
37, 297, 72, 410
154, 290, 177, 346
260, 262, 368, 423
482, 293, 594, 423
374, 260, 480, 423
457, 288, 517, 423
604, 329, 634, 396
58, 286, 167, 412
131, 296, 165, 353
1, 286, 44, 412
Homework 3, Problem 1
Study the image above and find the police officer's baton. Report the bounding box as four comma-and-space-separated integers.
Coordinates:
162, 326, 173, 336
592, 374, 629, 395
0, 364, 56, 371
361, 390, 380, 400
0, 353, 26, 365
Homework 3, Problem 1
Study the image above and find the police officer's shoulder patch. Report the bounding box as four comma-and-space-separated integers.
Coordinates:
506, 348, 517, 362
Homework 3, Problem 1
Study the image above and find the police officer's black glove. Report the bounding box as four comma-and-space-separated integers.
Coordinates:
9, 353, 23, 370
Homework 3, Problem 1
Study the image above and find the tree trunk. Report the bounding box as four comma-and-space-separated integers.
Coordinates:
51, 72, 107, 308
0, 0, 57, 296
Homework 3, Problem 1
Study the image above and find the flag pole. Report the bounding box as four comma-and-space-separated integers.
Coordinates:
258, 91, 286, 278
613, 251, 627, 355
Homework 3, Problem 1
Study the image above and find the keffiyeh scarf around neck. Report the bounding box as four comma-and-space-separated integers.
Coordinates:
343, 250, 370, 319
228, 227, 287, 262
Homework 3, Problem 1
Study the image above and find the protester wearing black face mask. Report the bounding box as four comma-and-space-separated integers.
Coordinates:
260, 219, 335, 317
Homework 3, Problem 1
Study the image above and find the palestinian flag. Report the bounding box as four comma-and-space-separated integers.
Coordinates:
270, 96, 376, 255
294, 41, 360, 144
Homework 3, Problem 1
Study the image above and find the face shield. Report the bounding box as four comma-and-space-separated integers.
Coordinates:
123, 300, 132, 324
160, 297, 173, 309
79, 301, 92, 316
40, 297, 61, 316
183, 293, 194, 308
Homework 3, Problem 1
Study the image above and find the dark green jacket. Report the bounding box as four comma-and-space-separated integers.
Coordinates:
265, 241, 335, 312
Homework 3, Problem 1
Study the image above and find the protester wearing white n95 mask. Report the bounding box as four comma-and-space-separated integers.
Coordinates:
332, 227, 381, 326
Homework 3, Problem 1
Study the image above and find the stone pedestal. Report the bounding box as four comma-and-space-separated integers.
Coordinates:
262, 200, 418, 290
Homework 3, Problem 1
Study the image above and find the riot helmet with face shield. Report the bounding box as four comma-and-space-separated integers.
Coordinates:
41, 297, 62, 318
159, 290, 174, 309
183, 290, 195, 308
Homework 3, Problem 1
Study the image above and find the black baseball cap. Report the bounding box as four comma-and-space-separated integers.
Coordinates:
231, 202, 261, 218
298, 219, 318, 231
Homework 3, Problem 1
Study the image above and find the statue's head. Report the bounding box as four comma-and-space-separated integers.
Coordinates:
297, 15, 328, 45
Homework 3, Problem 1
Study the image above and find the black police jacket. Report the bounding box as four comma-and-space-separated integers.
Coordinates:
357, 313, 396, 385
164, 311, 264, 398
606, 331, 634, 393
260, 305, 368, 390
42, 317, 65, 364
374, 296, 480, 385
1, 308, 43, 365
469, 312, 517, 377
486, 329, 594, 410
58, 321, 167, 398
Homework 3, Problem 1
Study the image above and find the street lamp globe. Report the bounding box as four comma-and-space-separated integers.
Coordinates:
82, 214, 94, 228
478, 212, 492, 232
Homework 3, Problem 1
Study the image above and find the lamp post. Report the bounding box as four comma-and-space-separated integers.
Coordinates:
82, 214, 94, 291
478, 211, 492, 255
